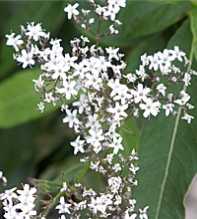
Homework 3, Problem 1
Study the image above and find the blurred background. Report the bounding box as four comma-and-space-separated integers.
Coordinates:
0, 1, 197, 218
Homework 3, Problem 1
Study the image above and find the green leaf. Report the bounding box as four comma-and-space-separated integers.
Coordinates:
0, 69, 56, 128
119, 118, 140, 154
79, 1, 190, 47
135, 20, 197, 219
190, 6, 197, 61
0, 44, 15, 78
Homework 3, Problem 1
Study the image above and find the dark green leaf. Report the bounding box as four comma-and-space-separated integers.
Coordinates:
0, 69, 56, 127
119, 118, 140, 154
190, 6, 197, 61
135, 19, 197, 219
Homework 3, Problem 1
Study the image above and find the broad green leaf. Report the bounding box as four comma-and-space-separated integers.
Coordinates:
190, 6, 197, 61
78, 1, 190, 47
0, 69, 56, 127
135, 20, 197, 219
119, 118, 140, 154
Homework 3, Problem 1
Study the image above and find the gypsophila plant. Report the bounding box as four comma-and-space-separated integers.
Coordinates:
1, 0, 197, 219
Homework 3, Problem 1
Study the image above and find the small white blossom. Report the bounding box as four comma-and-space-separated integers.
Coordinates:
0, 171, 7, 184
140, 99, 161, 118
56, 197, 71, 215
133, 84, 150, 103
139, 206, 149, 219
64, 3, 79, 20
182, 113, 194, 124
6, 33, 23, 51
156, 83, 166, 96
26, 22, 49, 41
61, 182, 68, 192
16, 49, 35, 68
70, 136, 85, 155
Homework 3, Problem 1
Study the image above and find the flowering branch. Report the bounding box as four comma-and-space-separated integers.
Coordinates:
1, 1, 197, 219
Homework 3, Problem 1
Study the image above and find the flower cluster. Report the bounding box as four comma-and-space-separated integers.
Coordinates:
6, 22, 50, 68
0, 184, 37, 219
125, 47, 197, 123
3, 0, 197, 218
55, 150, 148, 219
64, 0, 126, 35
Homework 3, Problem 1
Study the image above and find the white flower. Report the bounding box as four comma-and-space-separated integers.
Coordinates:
141, 53, 149, 66
6, 33, 23, 51
148, 54, 159, 71
86, 128, 104, 153
133, 84, 150, 103
129, 199, 137, 211
139, 206, 149, 219
0, 171, 7, 184
109, 24, 119, 35
140, 98, 161, 118
70, 136, 85, 155
125, 73, 137, 83
136, 65, 147, 81
110, 134, 124, 154
64, 3, 79, 20
124, 210, 137, 219
1, 184, 37, 219
172, 46, 186, 62
37, 102, 45, 113
112, 163, 122, 172
56, 80, 78, 100
130, 149, 139, 161
106, 47, 120, 60
26, 23, 49, 41
16, 49, 35, 68
183, 73, 191, 86
73, 94, 89, 114
0, 188, 17, 202
3, 203, 19, 219
33, 76, 44, 92
63, 109, 79, 130
108, 176, 122, 193
182, 113, 194, 124
156, 83, 166, 96
174, 90, 190, 106
129, 163, 139, 175
17, 184, 37, 203
108, 102, 128, 123
56, 197, 71, 214
163, 103, 174, 116
61, 182, 68, 192
88, 194, 113, 215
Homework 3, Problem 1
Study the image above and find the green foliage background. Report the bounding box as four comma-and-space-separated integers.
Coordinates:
1, 1, 197, 218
